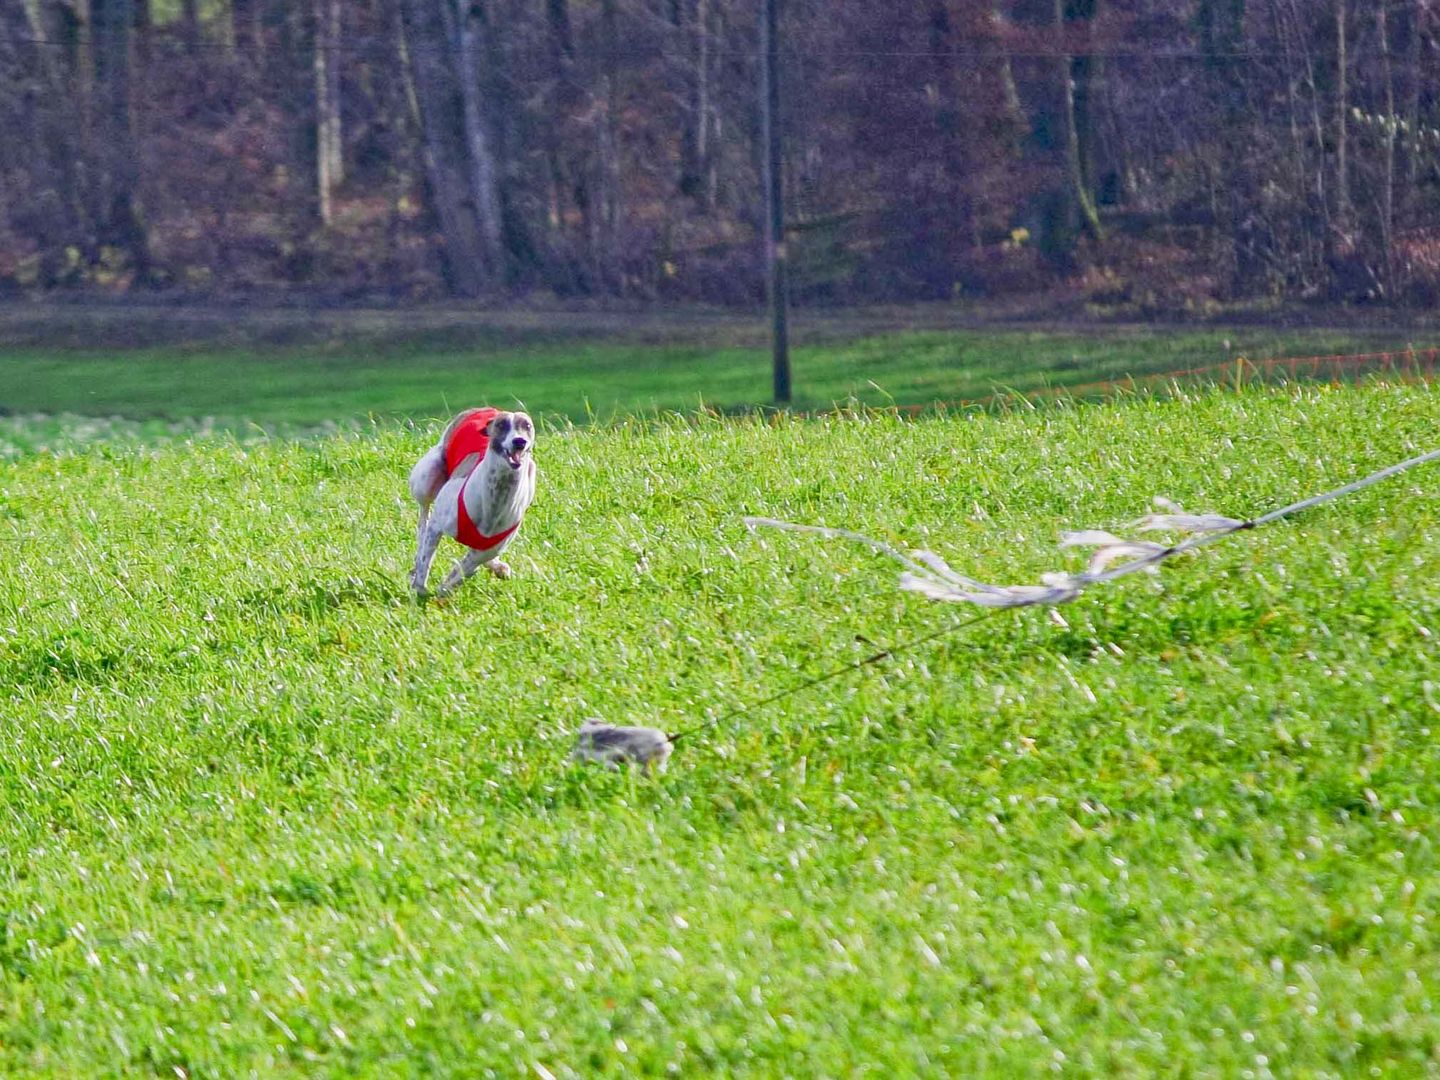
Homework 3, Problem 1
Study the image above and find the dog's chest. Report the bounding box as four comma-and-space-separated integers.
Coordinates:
468, 459, 536, 534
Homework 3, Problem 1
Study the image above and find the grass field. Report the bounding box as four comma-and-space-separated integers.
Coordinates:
2, 323, 1434, 425
3, 380, 1439, 1075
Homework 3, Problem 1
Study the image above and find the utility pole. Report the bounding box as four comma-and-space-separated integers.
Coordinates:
760, 0, 791, 404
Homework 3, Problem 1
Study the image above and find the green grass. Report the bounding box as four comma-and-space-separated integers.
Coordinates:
2, 325, 1432, 424
2, 384, 1439, 1074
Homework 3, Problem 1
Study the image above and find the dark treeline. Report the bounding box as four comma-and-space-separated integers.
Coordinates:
0, 0, 1437, 309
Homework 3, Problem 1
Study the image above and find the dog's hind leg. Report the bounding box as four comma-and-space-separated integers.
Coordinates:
435, 549, 488, 597
415, 504, 433, 562
411, 523, 444, 596
407, 444, 449, 596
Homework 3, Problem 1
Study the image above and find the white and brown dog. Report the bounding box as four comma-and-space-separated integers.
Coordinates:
408, 407, 536, 597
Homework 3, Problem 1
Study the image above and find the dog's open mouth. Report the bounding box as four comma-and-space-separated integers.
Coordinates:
505, 448, 525, 469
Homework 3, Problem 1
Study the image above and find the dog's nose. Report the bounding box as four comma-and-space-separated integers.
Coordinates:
511, 437, 528, 453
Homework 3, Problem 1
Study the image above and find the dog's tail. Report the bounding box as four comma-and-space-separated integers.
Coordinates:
408, 445, 449, 504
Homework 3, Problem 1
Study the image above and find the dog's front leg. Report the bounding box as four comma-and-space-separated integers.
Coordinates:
410, 524, 444, 596
435, 549, 488, 596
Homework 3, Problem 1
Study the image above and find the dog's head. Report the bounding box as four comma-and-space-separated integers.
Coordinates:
487, 410, 535, 471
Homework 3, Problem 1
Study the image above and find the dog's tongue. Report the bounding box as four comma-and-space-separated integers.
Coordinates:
506, 449, 523, 469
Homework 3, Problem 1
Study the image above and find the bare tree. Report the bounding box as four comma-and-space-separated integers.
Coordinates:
314, 0, 344, 227
0, 0, 1436, 303
1378, 2, 1397, 294
230, 0, 260, 57
1057, 0, 1103, 242
446, 0, 505, 275
398, 0, 491, 294
1334, 0, 1350, 230
594, 0, 622, 289
675, 0, 713, 207
91, 0, 152, 279
0, 1, 83, 284
179, 0, 200, 47
1403, 0, 1426, 215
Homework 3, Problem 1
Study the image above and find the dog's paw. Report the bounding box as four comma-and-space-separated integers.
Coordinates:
488, 560, 513, 580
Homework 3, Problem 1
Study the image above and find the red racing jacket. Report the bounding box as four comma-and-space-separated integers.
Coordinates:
445, 408, 520, 552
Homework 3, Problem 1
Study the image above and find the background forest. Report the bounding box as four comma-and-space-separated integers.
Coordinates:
0, 0, 1434, 311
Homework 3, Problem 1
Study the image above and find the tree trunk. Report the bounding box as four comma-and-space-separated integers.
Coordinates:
314, 0, 343, 227
1056, 0, 1103, 242
91, 0, 152, 279
1199, 0, 1262, 295
677, 0, 711, 204
179, 0, 200, 47
930, 0, 980, 247
230, 0, 259, 57
272, 1, 319, 233
132, 0, 151, 143
1403, 0, 1424, 217
397, 0, 488, 295
133, 0, 150, 64
2, 1, 85, 283
696, 0, 712, 209
1333, 0, 1349, 230
446, 0, 505, 277
544, 0, 583, 278
546, 0, 573, 58
595, 0, 621, 287
1377, 3, 1396, 295
1270, 0, 1326, 289
995, 2, 1027, 143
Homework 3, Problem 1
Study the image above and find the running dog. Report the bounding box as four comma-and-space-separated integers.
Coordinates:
408, 408, 536, 597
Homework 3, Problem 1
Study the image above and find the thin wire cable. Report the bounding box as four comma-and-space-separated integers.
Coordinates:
666, 608, 1000, 743
1250, 448, 1440, 527
1086, 446, 1440, 588
732, 444, 1440, 740
0, 33, 1425, 65
760, 447, 1440, 607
